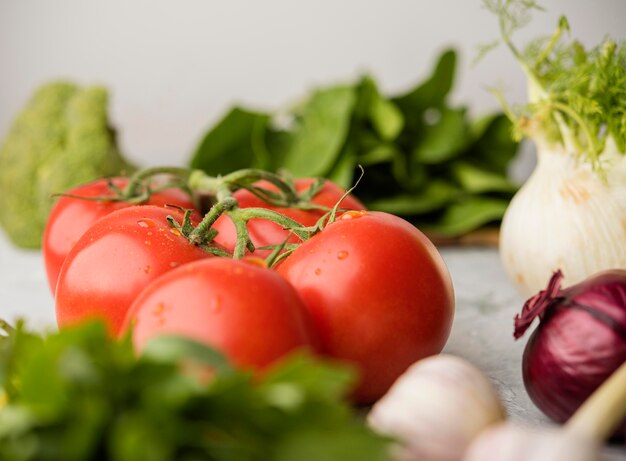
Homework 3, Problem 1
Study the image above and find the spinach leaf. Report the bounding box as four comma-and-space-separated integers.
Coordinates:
425, 197, 510, 236
393, 48, 457, 117
281, 86, 356, 177
412, 107, 470, 164
189, 48, 520, 239
190, 107, 270, 175
452, 162, 518, 194
470, 113, 519, 174
366, 181, 459, 215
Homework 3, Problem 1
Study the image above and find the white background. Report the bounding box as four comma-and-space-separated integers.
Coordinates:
1, 0, 625, 170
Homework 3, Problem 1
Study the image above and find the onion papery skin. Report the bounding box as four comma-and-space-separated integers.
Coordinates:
516, 270, 626, 436
500, 139, 626, 297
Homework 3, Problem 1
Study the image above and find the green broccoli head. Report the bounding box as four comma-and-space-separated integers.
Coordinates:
0, 81, 134, 248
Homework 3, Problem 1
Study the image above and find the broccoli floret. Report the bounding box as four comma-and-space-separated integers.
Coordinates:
0, 81, 134, 248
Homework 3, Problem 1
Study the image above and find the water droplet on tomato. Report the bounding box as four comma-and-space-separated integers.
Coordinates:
339, 210, 367, 220
243, 256, 267, 268
153, 303, 165, 316
314, 268, 322, 275
137, 218, 156, 228
169, 261, 179, 268
144, 240, 151, 246
337, 250, 348, 260
143, 265, 152, 274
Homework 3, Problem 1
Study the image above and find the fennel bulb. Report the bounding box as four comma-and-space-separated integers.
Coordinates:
501, 138, 626, 295
485, 1, 626, 295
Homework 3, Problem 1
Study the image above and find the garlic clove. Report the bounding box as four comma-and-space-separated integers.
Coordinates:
367, 354, 506, 461
462, 422, 601, 461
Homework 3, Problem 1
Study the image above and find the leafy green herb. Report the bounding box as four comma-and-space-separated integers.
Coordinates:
281, 86, 357, 177
190, 107, 271, 175
190, 49, 520, 238
483, 0, 626, 167
0, 320, 389, 461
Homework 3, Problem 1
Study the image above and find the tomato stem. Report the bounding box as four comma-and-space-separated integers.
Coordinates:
0, 319, 15, 334
122, 166, 191, 200
221, 169, 299, 203
238, 207, 312, 241
186, 168, 361, 259
189, 197, 238, 246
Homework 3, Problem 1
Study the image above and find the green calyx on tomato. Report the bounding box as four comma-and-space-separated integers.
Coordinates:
188, 168, 366, 259
54, 205, 224, 336
42, 171, 197, 294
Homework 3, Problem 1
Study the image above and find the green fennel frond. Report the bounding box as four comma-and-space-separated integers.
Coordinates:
482, 0, 626, 169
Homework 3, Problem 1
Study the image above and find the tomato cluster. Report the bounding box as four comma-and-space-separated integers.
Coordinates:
46, 172, 455, 404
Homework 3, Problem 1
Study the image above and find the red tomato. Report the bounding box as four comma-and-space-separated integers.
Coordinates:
212, 178, 366, 258
123, 257, 318, 371
43, 177, 195, 294
55, 205, 213, 336
277, 210, 455, 404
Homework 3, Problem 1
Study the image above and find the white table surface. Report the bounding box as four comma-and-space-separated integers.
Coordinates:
0, 230, 624, 459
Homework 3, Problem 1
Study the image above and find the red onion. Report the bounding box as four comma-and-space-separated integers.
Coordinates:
514, 270, 626, 436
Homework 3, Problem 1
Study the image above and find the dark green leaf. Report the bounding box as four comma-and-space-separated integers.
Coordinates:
469, 113, 519, 174
412, 107, 470, 164
358, 144, 397, 166
274, 427, 390, 461
326, 145, 358, 189
282, 86, 357, 177
353, 75, 378, 120
452, 162, 518, 193
142, 335, 232, 374
393, 48, 457, 114
110, 411, 173, 461
265, 126, 293, 170
426, 197, 510, 236
392, 152, 427, 191
190, 107, 270, 176
370, 97, 404, 141
355, 76, 405, 142
365, 180, 459, 215
261, 353, 356, 404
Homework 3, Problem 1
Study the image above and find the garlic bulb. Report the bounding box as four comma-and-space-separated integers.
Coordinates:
462, 423, 601, 461
463, 360, 626, 461
500, 138, 626, 296
367, 354, 506, 461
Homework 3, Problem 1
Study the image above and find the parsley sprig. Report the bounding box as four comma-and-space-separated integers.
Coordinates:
0, 321, 390, 461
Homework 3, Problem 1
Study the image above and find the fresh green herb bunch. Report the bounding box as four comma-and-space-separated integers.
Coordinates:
0, 320, 389, 461
484, 0, 626, 168
190, 49, 520, 238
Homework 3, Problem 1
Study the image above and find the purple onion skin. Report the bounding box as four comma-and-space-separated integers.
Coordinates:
515, 270, 626, 436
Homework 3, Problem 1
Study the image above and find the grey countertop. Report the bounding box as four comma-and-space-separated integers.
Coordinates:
0, 232, 624, 459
